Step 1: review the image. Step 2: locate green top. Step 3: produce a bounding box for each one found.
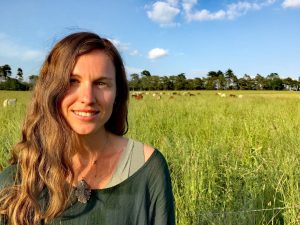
[0,150,175,225]
[105,138,145,188]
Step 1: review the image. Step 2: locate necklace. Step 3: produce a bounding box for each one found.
[74,154,98,203]
[74,134,110,203]
[74,179,91,203]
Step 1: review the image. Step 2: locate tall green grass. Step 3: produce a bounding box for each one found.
[0,90,299,224]
[0,91,31,168]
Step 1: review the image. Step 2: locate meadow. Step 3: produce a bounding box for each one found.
[0,90,299,225]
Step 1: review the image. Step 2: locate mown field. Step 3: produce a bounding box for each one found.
[1,90,300,225]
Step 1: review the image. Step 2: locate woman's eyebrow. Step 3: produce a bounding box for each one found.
[97,77,113,81]
[70,74,113,80]
[70,74,80,78]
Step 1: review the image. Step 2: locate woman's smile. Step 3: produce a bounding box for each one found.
[72,109,100,120]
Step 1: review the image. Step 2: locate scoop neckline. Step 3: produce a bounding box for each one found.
[92,149,158,193]
[104,138,134,188]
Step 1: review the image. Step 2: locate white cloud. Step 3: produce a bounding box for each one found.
[147,0,275,24]
[107,37,145,59]
[184,0,275,21]
[0,33,45,61]
[182,0,197,12]
[147,1,180,26]
[109,38,121,48]
[108,38,130,52]
[187,9,226,21]
[166,0,179,6]
[226,1,261,20]
[129,50,140,56]
[145,0,276,23]
[148,48,168,59]
[261,0,276,6]
[282,0,300,8]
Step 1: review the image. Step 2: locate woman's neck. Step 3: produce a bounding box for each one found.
[70,131,127,189]
[77,130,111,156]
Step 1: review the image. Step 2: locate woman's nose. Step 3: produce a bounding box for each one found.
[80,84,96,104]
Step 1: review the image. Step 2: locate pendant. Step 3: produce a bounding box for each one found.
[75,180,91,203]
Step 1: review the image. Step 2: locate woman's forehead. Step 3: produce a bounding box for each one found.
[72,50,116,79]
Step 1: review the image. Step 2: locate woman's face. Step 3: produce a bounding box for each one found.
[60,49,116,136]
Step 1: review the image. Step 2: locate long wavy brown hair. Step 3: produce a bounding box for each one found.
[0,32,129,225]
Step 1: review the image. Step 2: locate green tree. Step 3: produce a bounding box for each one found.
[29,75,39,89]
[282,77,294,90]
[254,74,265,90]
[168,76,177,90]
[225,69,238,90]
[141,70,151,77]
[185,79,195,90]
[1,64,12,78]
[292,79,300,91]
[216,70,225,90]
[129,73,140,90]
[205,71,225,90]
[149,75,160,90]
[238,74,253,90]
[140,75,151,90]
[0,66,4,77]
[174,73,186,90]
[205,71,218,90]
[193,78,204,90]
[0,77,29,90]
[160,76,173,90]
[266,73,283,90]
[16,68,23,81]
[0,66,5,82]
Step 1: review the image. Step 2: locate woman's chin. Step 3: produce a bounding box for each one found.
[73,127,102,136]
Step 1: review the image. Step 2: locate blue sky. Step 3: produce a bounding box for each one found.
[0,0,300,80]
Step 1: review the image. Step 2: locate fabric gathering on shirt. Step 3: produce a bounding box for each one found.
[0,139,175,225]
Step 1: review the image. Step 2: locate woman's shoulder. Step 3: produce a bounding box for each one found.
[110,148,170,190]
[144,143,155,162]
[145,148,170,175]
[0,164,18,189]
[127,139,170,179]
[125,137,155,162]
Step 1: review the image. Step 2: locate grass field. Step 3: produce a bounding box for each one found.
[1,90,300,224]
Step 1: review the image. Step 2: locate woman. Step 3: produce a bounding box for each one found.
[0,32,175,225]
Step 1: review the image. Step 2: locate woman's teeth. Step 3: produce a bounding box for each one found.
[73,111,97,117]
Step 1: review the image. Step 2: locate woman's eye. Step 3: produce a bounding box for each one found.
[69,79,79,85]
[96,82,107,88]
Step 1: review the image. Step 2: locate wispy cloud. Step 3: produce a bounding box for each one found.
[166,0,179,6]
[125,66,143,75]
[147,1,180,26]
[108,38,130,52]
[184,0,275,21]
[108,38,144,57]
[282,0,300,8]
[0,33,45,61]
[185,9,226,21]
[225,1,261,20]
[147,0,277,25]
[148,48,168,59]
[129,50,141,56]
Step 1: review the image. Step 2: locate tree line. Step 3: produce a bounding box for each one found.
[0,64,38,90]
[129,69,300,91]
[1,64,299,91]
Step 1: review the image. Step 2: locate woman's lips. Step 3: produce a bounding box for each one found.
[72,110,100,121]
